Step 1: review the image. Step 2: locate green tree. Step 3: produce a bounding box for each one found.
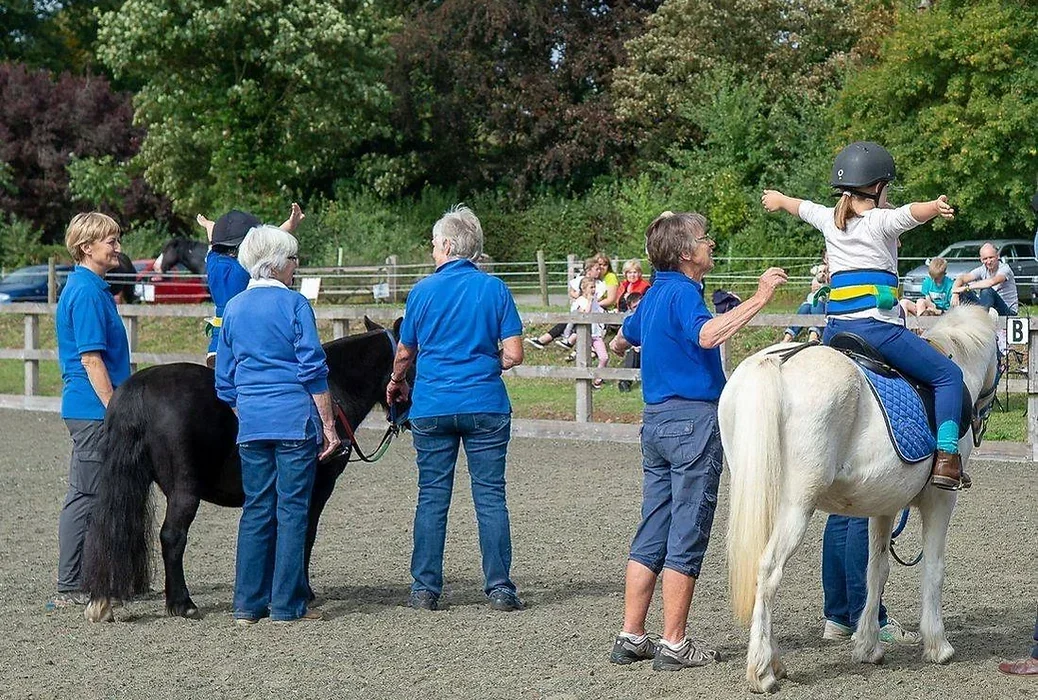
[834,0,1038,250]
[96,0,397,214]
[613,0,892,158]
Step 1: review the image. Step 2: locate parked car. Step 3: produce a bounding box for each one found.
[133,259,210,304]
[901,239,1038,303]
[0,264,75,303]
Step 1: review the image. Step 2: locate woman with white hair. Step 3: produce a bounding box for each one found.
[386,205,525,612]
[215,225,339,624]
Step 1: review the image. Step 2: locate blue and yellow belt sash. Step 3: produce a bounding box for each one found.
[204,315,222,337]
[827,270,900,315]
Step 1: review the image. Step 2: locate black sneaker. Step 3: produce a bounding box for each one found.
[610,634,656,665]
[653,638,720,671]
[487,588,524,612]
[408,590,439,611]
[554,339,574,350]
[524,337,546,350]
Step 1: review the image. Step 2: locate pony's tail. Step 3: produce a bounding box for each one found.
[723,354,785,626]
[82,381,153,604]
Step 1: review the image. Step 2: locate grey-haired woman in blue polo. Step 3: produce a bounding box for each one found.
[386,205,525,613]
[608,212,786,671]
[215,225,340,624]
[53,212,132,606]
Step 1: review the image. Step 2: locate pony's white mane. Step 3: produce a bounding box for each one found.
[924,305,997,364]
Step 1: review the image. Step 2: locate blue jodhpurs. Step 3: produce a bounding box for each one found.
[785,300,826,339]
[823,317,964,453]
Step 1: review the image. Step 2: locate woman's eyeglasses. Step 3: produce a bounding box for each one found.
[287,255,298,261]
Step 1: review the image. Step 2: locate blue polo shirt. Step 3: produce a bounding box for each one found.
[55,266,132,420]
[620,271,724,404]
[206,250,251,353]
[399,259,523,419]
[215,283,330,443]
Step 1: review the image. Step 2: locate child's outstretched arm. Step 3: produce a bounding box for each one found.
[196,213,215,242]
[280,202,305,232]
[909,195,954,223]
[761,190,804,218]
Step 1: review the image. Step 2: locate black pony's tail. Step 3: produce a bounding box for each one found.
[82,381,153,600]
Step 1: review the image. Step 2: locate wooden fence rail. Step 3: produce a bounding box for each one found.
[0,304,1032,451]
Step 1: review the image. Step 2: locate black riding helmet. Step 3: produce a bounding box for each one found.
[212,209,262,248]
[830,141,897,190]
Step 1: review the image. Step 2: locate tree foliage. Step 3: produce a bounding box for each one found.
[0,61,169,240]
[97,0,398,215]
[834,0,1038,249]
[387,1,662,195]
[1,1,121,75]
[613,0,893,158]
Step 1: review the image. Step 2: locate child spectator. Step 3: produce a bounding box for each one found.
[526,256,606,349]
[617,259,651,312]
[617,292,643,393]
[781,261,829,343]
[915,257,953,316]
[573,276,609,388]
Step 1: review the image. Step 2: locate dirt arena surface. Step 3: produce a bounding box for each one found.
[1,408,1034,699]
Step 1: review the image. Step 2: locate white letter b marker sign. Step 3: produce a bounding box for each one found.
[1008,317,1029,345]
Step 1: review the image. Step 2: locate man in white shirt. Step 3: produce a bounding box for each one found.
[952,242,1018,317]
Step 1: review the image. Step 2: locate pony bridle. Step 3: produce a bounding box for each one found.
[329,327,405,463]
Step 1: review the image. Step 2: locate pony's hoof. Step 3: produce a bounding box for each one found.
[84,598,114,623]
[852,642,885,665]
[924,641,954,664]
[747,668,779,694]
[771,657,787,681]
[166,602,202,619]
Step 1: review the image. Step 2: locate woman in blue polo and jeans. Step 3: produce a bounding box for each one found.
[386,205,525,613]
[608,211,786,670]
[216,225,339,624]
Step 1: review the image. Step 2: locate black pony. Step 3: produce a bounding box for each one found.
[83,318,407,622]
[156,237,208,275]
[108,252,138,304]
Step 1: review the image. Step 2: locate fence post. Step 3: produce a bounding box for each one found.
[386,255,399,303]
[567,254,578,282]
[720,341,728,376]
[574,320,592,423]
[24,313,39,397]
[536,250,549,307]
[47,257,57,304]
[122,313,139,372]
[1029,327,1038,462]
[333,318,347,340]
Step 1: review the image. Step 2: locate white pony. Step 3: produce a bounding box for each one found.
[720,305,999,693]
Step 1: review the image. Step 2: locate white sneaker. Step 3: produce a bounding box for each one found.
[823,619,853,640]
[879,618,922,645]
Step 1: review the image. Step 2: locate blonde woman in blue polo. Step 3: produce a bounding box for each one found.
[608,212,786,670]
[53,212,132,607]
[216,225,339,624]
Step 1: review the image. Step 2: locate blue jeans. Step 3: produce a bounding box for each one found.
[824,317,964,452]
[410,413,515,597]
[959,288,1016,317]
[234,437,317,621]
[822,515,888,629]
[785,300,826,339]
[629,399,723,578]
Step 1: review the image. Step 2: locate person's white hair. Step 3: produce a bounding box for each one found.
[432,204,483,261]
[237,225,298,280]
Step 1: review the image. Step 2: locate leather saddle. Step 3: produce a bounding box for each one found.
[826,332,972,438]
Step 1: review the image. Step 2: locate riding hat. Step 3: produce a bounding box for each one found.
[830,142,897,190]
[212,209,262,248]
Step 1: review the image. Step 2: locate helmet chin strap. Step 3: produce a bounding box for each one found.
[833,187,882,205]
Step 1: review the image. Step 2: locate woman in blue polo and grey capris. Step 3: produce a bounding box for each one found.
[216,225,340,624]
[608,212,786,671]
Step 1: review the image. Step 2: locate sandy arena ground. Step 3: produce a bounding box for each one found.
[0,408,1034,699]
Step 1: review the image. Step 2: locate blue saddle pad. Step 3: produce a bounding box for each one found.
[857,366,935,463]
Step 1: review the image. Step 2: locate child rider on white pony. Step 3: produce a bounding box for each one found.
[762,141,965,490]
